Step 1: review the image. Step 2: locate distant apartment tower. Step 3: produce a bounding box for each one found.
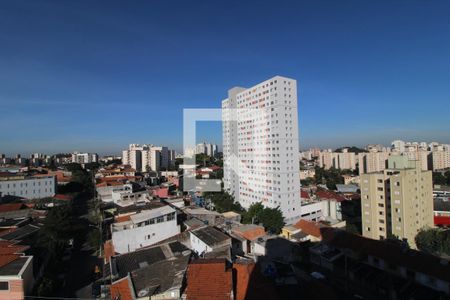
[431,146,450,171]
[318,149,356,170]
[391,140,406,153]
[71,152,98,164]
[358,149,391,175]
[122,144,171,172]
[360,156,433,248]
[222,76,301,223]
[196,142,218,157]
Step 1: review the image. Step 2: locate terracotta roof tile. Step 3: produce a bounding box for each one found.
[111,276,134,300]
[54,194,73,201]
[0,241,29,255]
[0,203,26,213]
[293,219,327,238]
[186,259,233,300]
[233,261,279,300]
[315,190,345,202]
[232,225,266,241]
[0,254,20,268]
[104,240,115,263]
[300,190,310,200]
[115,215,132,223]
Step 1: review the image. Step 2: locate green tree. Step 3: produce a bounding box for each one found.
[204,191,243,213]
[87,228,102,251]
[243,202,264,224]
[345,223,360,235]
[64,163,83,172]
[445,170,450,185]
[415,227,450,256]
[196,153,211,167]
[258,207,285,234]
[242,203,285,234]
[433,172,447,185]
[37,206,76,258]
[300,178,314,187]
[37,277,57,296]
[314,166,344,190]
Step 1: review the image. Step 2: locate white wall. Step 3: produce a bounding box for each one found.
[0,176,55,199]
[320,200,342,220]
[189,233,213,255]
[300,201,323,221]
[112,219,180,254]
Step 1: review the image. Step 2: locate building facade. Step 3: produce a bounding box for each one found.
[111,206,180,254]
[71,152,98,164]
[222,76,301,223]
[0,174,56,199]
[318,148,356,170]
[358,149,391,175]
[360,156,433,248]
[122,144,172,172]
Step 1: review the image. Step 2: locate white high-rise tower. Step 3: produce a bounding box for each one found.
[222,76,301,223]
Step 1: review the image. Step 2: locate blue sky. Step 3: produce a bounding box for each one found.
[1,0,450,155]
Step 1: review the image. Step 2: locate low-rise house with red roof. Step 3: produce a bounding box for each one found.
[310,227,450,297]
[0,203,31,220]
[97,165,136,179]
[185,259,233,300]
[294,219,328,242]
[230,224,266,255]
[0,241,34,300]
[185,258,279,300]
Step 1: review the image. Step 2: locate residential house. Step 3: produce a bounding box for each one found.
[189,226,231,257]
[310,228,450,297]
[109,241,191,300]
[0,241,34,300]
[112,205,180,254]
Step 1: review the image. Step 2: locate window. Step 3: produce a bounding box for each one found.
[167,213,175,221]
[157,216,164,223]
[0,281,8,290]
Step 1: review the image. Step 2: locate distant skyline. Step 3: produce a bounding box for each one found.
[1,0,450,155]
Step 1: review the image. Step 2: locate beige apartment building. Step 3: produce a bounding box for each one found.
[360,156,433,248]
[318,148,356,170]
[431,149,450,171]
[358,149,391,175]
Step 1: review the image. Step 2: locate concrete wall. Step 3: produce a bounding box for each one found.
[112,219,180,254]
